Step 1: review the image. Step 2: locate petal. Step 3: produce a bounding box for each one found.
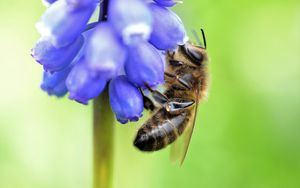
[32,35,84,72]
[86,23,126,80]
[109,76,143,124]
[42,0,57,7]
[41,66,72,97]
[109,0,153,44]
[36,0,96,47]
[149,3,187,50]
[153,0,177,7]
[125,40,164,87]
[66,57,107,105]
[66,0,98,9]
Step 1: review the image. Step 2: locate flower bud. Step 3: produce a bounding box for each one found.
[41,66,72,97]
[36,0,96,47]
[86,23,126,80]
[66,57,107,104]
[154,0,177,7]
[109,0,153,44]
[125,40,164,87]
[109,76,143,124]
[149,3,187,50]
[32,36,84,72]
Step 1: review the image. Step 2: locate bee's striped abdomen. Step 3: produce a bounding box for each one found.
[134,109,188,151]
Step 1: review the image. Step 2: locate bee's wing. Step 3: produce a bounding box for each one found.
[170,87,200,165]
[169,133,184,162]
[179,100,199,165]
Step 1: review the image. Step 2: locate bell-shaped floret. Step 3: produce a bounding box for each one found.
[109,0,153,44]
[42,0,57,7]
[125,40,164,87]
[66,0,98,9]
[154,0,178,7]
[36,0,96,47]
[149,3,187,50]
[109,76,144,124]
[41,66,72,97]
[32,36,84,72]
[66,57,107,104]
[86,23,126,80]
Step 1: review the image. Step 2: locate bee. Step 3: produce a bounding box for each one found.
[134,30,209,164]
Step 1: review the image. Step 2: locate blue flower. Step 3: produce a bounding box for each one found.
[41,66,72,97]
[66,57,107,105]
[31,35,84,72]
[149,3,187,50]
[36,0,96,47]
[125,40,164,87]
[154,0,178,7]
[32,0,187,123]
[85,22,126,80]
[109,76,143,124]
[109,0,153,44]
[66,0,98,8]
[42,0,57,7]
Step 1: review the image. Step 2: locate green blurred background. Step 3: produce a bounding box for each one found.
[0,0,299,187]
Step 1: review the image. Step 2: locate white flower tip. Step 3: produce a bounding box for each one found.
[35,21,52,37]
[178,35,189,46]
[183,35,189,43]
[122,23,152,45]
[41,0,51,7]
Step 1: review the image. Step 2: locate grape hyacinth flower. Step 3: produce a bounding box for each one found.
[32,0,187,124]
[154,0,179,7]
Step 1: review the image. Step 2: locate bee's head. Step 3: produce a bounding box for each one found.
[180,44,208,67]
[179,29,208,66]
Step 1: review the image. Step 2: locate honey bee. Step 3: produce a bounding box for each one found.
[134,30,209,164]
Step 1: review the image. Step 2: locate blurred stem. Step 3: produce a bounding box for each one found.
[93,1,113,188]
[93,90,114,188]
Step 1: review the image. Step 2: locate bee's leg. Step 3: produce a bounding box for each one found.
[144,85,195,114]
[139,89,156,111]
[164,72,192,90]
[166,98,195,115]
[165,50,176,59]
[144,85,168,108]
[143,96,156,111]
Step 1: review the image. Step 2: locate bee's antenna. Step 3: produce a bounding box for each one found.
[201,29,207,49]
[192,29,202,47]
[192,29,207,49]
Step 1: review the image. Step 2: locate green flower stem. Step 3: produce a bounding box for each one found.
[93,89,114,188]
[93,1,112,188]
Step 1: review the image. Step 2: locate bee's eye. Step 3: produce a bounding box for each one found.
[183,45,203,65]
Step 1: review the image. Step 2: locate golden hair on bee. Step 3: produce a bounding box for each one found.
[134,29,209,164]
